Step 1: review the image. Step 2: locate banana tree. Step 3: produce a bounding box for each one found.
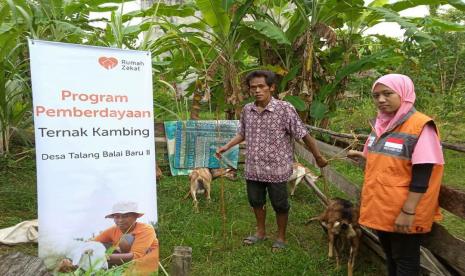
[237,0,372,124]
[0,1,33,154]
[0,28,31,154]
[191,0,257,119]
[135,2,213,119]
[0,0,125,154]
[140,0,256,119]
[239,0,465,127]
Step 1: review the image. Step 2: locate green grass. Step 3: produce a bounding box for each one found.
[329,160,364,188]
[3,147,463,274]
[157,168,384,275]
[0,155,385,275]
[0,153,38,256]
[442,149,465,189]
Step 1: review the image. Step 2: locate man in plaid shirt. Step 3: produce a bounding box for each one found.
[217,70,327,251]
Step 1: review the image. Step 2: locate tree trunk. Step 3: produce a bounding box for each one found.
[299,31,314,124]
[190,80,202,120]
[223,59,243,120]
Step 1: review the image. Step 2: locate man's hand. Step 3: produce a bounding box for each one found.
[216,134,244,159]
[216,146,229,158]
[315,155,328,168]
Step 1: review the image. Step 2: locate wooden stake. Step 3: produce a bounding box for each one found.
[171,246,192,276]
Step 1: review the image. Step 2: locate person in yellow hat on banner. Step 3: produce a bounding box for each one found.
[57,201,158,274]
[94,201,159,274]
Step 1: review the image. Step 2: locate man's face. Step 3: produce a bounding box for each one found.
[113,213,138,233]
[249,77,274,103]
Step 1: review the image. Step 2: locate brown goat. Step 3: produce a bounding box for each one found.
[186,168,237,212]
[288,162,319,196]
[308,198,362,276]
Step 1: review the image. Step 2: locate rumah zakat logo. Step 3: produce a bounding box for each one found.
[98,57,118,70]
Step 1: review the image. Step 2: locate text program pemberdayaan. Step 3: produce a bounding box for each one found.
[34,89,152,120]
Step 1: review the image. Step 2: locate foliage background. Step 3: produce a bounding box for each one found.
[1,0,465,275]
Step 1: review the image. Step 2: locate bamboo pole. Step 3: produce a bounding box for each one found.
[305,124,465,153]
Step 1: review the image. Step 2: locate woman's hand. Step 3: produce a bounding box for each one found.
[395,192,423,233]
[347,150,365,160]
[394,211,415,233]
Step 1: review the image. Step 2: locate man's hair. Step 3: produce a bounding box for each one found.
[245,70,276,88]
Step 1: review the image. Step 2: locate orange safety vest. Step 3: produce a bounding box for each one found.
[359,109,443,233]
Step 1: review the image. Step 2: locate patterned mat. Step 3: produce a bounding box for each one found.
[164,121,192,176]
[173,120,240,169]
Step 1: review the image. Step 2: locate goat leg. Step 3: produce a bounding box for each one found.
[348,236,359,276]
[289,180,297,196]
[328,232,334,258]
[206,184,211,203]
[183,190,192,200]
[305,216,322,225]
[191,188,199,213]
[348,246,354,276]
[334,241,340,270]
[290,176,303,196]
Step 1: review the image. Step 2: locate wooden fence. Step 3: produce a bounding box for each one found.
[154,123,465,275]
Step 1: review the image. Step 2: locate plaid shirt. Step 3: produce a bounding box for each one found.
[238,97,308,182]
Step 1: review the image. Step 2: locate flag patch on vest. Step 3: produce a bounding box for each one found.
[384,137,404,152]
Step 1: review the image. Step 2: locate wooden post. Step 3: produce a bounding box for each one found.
[423,223,465,275]
[171,246,192,276]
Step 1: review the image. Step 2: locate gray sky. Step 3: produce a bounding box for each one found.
[363,3,429,38]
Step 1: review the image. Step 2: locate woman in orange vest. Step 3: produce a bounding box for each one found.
[348,74,444,276]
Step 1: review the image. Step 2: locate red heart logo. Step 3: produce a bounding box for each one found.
[98,57,118,70]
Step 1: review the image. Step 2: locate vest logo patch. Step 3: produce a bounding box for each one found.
[384,137,404,152]
[367,136,376,147]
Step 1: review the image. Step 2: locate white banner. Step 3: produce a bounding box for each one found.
[29,40,157,267]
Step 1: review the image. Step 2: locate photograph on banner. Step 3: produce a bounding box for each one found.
[29,39,158,274]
